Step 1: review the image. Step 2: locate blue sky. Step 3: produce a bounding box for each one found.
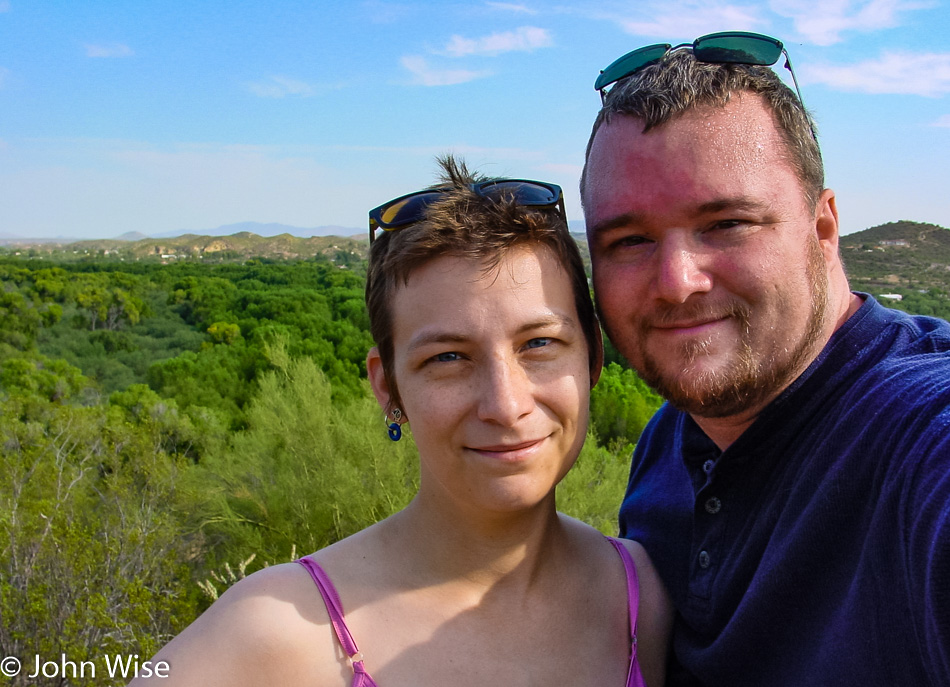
[1,1,949,239]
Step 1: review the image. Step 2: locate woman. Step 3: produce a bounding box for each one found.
[130,158,671,686]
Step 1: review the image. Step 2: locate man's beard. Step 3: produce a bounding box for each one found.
[619,240,830,419]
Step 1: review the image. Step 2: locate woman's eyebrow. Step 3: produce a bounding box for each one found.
[406,315,576,352]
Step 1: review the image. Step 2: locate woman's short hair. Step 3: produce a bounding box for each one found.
[365,155,599,411]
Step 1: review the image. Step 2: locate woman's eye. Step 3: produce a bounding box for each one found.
[525,337,553,350]
[432,351,461,363]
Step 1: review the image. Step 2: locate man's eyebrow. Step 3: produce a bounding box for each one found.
[587,212,644,236]
[588,198,774,236]
[696,197,772,214]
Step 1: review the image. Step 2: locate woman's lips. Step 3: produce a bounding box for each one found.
[468,438,546,462]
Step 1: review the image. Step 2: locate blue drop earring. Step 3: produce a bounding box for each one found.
[387,408,403,441]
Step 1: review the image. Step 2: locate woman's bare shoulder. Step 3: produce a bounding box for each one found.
[129,561,350,687]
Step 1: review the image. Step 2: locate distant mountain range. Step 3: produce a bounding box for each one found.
[6,220,950,292]
[0,222,363,245]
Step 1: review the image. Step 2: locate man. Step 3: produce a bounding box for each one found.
[581,36,950,686]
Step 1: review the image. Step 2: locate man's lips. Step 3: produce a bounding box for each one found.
[651,315,730,333]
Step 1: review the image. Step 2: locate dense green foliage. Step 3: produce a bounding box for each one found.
[0,253,663,684]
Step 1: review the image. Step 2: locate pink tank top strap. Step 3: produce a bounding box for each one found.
[295,557,378,687]
[605,537,647,687]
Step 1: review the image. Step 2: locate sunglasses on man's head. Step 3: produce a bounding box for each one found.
[594,30,806,109]
[368,179,566,244]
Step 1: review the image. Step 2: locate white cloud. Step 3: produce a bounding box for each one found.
[441,26,553,57]
[400,56,491,86]
[485,2,537,13]
[600,2,766,38]
[803,52,950,96]
[772,0,935,46]
[84,43,134,58]
[246,75,317,98]
[933,114,950,127]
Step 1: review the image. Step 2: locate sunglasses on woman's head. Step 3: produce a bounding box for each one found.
[595,30,807,111]
[368,179,566,244]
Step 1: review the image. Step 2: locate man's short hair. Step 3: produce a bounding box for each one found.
[365,155,599,411]
[581,49,824,210]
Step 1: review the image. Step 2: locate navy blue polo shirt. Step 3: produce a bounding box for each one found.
[620,296,950,686]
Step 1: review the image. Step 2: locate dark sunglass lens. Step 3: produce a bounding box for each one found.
[694,34,782,66]
[595,43,671,91]
[481,181,558,205]
[378,191,442,227]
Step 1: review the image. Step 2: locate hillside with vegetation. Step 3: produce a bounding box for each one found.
[0,242,661,685]
[6,232,367,265]
[3,220,947,683]
[840,220,950,319]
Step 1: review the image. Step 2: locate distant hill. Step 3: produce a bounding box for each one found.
[24,231,368,264]
[115,231,150,241]
[840,220,950,292]
[153,222,362,239]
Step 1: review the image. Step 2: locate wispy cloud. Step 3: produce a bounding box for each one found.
[932,114,950,127]
[246,75,318,98]
[803,52,950,96]
[441,26,552,57]
[485,1,537,13]
[400,56,491,86]
[599,2,766,38]
[772,0,935,46]
[362,0,413,24]
[84,43,134,58]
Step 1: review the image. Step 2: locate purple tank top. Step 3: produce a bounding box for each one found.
[295,536,645,687]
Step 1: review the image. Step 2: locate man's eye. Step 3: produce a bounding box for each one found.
[614,235,649,248]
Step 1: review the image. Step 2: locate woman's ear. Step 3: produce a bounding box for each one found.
[367,347,392,411]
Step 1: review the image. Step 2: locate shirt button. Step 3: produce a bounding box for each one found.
[699,550,711,569]
[703,459,715,474]
[705,497,722,514]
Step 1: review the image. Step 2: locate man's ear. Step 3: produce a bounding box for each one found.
[815,188,840,267]
[590,324,605,388]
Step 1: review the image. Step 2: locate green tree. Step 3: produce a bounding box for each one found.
[590,363,664,450]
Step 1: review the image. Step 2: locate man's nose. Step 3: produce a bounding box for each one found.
[653,240,713,304]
